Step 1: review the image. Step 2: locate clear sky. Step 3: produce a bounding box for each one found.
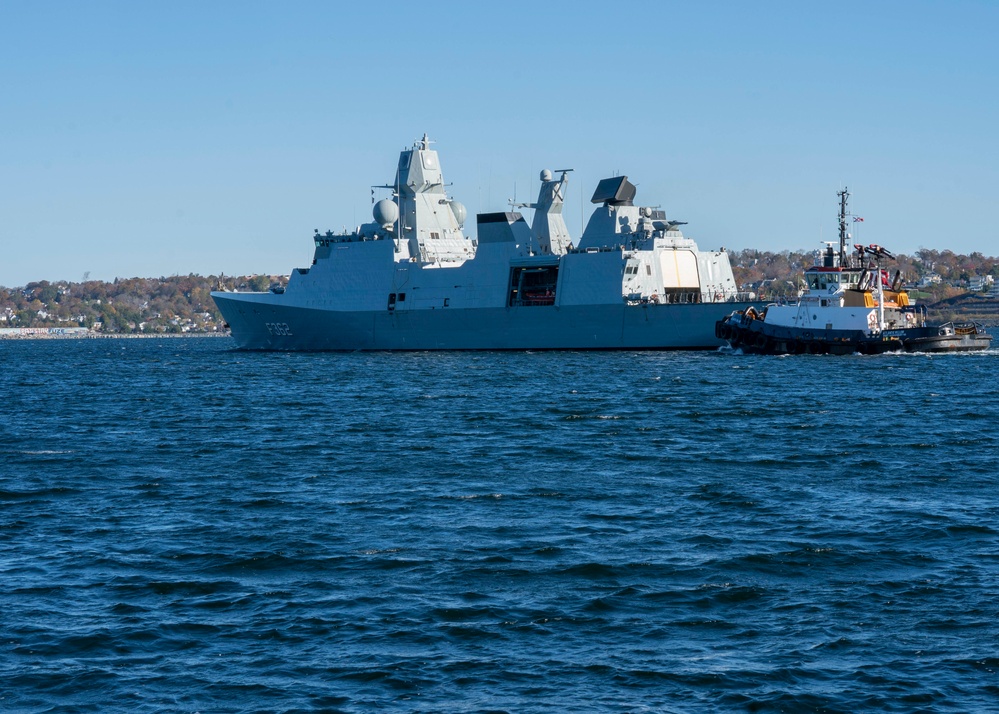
[2,0,996,288]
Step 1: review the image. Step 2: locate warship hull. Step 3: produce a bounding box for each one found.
[215,295,753,351]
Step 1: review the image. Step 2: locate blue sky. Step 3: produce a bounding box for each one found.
[2,0,996,287]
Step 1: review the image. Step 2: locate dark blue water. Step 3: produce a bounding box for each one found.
[2,338,998,712]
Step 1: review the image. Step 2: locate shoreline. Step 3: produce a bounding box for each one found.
[0,329,231,341]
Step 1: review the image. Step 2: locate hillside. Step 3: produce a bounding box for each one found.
[0,275,286,334]
[926,293,999,325]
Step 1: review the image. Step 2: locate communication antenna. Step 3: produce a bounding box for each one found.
[837,187,849,265]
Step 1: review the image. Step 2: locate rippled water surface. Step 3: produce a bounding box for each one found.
[2,338,998,712]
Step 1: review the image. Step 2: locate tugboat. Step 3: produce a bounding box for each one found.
[716,189,992,355]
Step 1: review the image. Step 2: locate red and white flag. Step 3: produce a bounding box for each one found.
[853,217,865,222]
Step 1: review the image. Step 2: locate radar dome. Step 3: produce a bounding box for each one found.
[540,169,553,182]
[373,199,399,228]
[448,200,467,227]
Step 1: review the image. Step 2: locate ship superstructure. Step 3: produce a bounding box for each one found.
[212,136,753,350]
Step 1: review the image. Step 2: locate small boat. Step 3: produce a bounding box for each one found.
[716,188,992,355]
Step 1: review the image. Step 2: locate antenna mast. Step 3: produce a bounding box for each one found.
[837,187,849,265]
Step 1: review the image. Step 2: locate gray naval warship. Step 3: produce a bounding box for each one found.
[211,136,755,350]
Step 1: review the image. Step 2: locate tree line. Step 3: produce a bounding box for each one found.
[0,275,281,333]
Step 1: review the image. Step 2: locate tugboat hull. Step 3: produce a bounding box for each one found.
[717,312,992,355]
[716,313,900,355]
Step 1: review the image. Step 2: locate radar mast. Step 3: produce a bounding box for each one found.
[837,187,849,266]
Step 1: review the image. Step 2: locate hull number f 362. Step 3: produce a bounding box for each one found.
[265,322,293,336]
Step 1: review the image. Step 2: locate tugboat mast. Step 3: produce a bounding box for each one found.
[837,187,849,266]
